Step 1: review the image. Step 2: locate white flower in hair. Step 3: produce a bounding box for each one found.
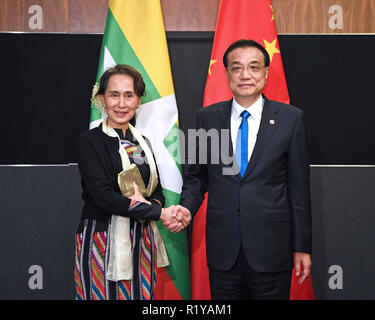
[91,82,103,110]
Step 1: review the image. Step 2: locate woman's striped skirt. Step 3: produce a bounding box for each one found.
[74,218,157,300]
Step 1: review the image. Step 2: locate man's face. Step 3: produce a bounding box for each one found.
[225,46,269,104]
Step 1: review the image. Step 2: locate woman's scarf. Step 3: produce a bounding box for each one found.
[102,118,169,282]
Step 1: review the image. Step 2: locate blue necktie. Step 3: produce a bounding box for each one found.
[235,110,250,177]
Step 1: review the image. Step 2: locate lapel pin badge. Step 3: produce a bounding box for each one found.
[269,119,275,125]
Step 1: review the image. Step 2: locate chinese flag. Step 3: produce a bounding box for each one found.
[191,0,315,300]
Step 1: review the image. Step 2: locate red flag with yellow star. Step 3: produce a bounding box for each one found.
[191,0,315,300]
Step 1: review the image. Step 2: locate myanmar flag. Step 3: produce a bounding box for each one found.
[90,0,191,300]
[191,0,315,300]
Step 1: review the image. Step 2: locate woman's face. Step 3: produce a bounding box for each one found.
[100,73,141,129]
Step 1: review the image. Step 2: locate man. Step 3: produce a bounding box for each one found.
[177,39,312,300]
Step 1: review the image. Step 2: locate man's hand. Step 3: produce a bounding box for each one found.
[173,205,191,228]
[160,205,191,233]
[295,252,312,284]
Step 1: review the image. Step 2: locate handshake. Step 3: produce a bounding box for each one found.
[129,182,191,233]
[160,205,191,233]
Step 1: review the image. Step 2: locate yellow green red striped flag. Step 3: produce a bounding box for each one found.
[90,0,191,300]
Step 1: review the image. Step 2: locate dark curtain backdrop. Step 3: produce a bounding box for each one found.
[1,33,374,165]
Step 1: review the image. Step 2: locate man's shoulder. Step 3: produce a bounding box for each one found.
[266,98,304,117]
[197,99,232,116]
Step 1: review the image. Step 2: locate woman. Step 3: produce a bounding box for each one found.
[74,64,177,300]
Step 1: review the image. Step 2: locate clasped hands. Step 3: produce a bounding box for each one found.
[130,181,191,233]
[160,205,191,233]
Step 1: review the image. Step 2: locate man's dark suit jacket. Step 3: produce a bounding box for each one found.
[180,95,312,273]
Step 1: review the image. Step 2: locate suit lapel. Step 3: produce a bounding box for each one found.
[217,100,233,152]
[242,96,280,179]
[214,100,241,176]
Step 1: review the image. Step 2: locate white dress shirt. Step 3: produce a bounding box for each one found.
[230,96,264,162]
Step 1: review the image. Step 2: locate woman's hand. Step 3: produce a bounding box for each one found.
[129,182,151,205]
[160,205,191,233]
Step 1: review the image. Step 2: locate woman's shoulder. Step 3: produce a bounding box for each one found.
[79,125,103,142]
[77,125,113,162]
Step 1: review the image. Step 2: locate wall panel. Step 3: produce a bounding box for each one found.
[161,0,220,31]
[1,165,374,299]
[68,0,107,34]
[0,0,69,32]
[311,167,375,299]
[0,165,82,299]
[2,33,374,165]
[1,0,375,33]
[273,0,375,33]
